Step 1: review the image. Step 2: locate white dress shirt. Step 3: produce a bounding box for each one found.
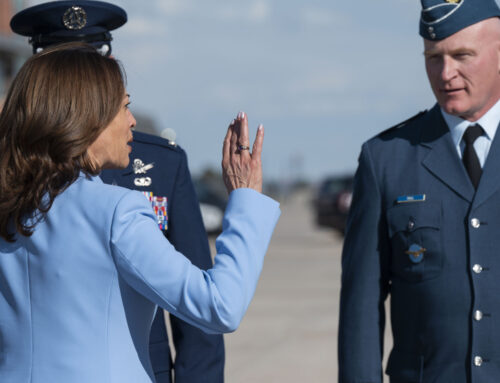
[442,98,500,168]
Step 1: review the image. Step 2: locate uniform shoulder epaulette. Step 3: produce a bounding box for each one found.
[378,110,427,137]
[132,131,181,152]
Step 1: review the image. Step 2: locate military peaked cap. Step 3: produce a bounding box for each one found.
[10,1,127,55]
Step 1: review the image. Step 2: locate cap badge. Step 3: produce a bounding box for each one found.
[63,6,87,30]
[444,0,461,3]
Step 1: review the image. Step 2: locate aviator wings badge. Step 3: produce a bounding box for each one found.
[133,158,154,174]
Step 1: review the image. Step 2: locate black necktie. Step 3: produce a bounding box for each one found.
[462,124,484,189]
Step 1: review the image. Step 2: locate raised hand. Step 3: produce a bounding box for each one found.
[222,111,264,193]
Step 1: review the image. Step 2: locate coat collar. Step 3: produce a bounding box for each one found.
[79,171,103,184]
[420,104,475,203]
[420,104,500,207]
[472,119,500,209]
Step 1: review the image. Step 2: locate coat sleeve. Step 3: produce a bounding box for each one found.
[165,150,225,383]
[338,143,391,383]
[110,188,280,334]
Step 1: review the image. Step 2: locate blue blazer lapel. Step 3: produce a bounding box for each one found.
[472,120,500,209]
[421,106,475,203]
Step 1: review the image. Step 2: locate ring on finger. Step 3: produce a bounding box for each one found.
[238,145,250,151]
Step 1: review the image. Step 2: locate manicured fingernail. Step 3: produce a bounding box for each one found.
[241,111,246,119]
[258,124,263,131]
[237,111,242,119]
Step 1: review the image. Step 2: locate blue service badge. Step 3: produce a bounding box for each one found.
[396,194,426,204]
[405,243,426,264]
[142,192,168,231]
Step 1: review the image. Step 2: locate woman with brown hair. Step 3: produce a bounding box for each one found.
[0,42,280,382]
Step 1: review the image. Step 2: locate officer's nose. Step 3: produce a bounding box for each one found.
[440,56,458,82]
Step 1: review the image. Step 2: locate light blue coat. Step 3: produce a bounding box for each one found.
[0,174,280,382]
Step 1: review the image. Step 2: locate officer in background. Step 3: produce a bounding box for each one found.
[11,2,224,382]
[339,0,500,382]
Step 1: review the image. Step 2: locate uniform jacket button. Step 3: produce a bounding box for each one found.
[474,356,483,367]
[473,264,483,274]
[474,310,483,321]
[471,218,480,228]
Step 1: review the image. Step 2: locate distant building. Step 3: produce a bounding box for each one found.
[0,0,30,106]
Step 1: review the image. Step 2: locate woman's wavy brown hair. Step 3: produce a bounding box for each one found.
[0,42,125,242]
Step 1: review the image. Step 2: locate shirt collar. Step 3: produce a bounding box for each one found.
[441,98,500,148]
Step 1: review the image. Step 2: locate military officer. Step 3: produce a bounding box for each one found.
[339,1,500,382]
[10,2,224,382]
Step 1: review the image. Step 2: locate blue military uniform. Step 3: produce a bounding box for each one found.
[338,1,500,382]
[11,2,225,382]
[101,131,225,383]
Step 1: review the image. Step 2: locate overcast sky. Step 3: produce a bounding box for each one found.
[28,0,435,182]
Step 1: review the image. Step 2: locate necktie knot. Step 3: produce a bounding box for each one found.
[463,124,484,145]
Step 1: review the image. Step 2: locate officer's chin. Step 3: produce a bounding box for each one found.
[439,99,466,117]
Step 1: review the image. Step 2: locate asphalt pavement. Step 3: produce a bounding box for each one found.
[220,190,393,382]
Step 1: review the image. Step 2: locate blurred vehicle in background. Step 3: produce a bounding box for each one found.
[193,178,227,235]
[312,175,354,234]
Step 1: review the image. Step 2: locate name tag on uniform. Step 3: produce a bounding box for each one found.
[396,194,426,203]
